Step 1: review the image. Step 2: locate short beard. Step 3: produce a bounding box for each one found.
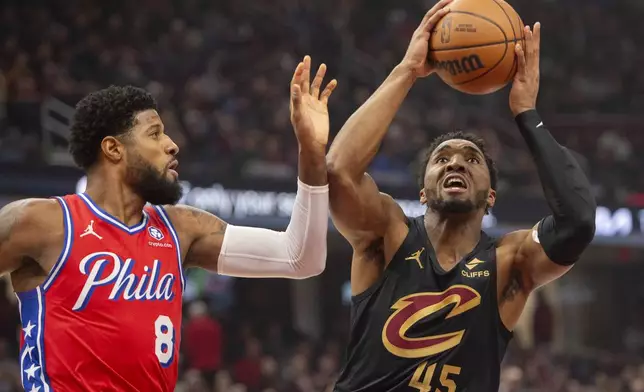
[428,189,489,215]
[126,155,182,206]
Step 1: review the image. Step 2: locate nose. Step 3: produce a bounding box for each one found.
[446,155,466,172]
[166,138,179,157]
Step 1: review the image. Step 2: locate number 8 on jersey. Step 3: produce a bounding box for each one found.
[155,315,175,366]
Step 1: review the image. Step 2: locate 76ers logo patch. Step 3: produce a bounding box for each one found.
[381,285,481,358]
[148,226,164,241]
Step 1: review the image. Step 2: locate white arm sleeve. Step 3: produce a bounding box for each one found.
[216,178,328,279]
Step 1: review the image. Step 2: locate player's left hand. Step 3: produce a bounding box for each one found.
[290,55,338,153]
[509,22,540,117]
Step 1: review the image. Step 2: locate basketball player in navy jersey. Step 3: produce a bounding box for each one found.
[0,56,336,391]
[328,4,596,391]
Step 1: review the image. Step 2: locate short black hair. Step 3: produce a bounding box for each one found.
[69,85,157,169]
[417,131,498,190]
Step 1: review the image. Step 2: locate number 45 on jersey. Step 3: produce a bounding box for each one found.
[409,361,461,392]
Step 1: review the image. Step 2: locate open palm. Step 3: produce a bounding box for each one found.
[290,56,337,150]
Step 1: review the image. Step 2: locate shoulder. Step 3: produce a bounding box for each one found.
[494,229,533,277]
[0,198,62,232]
[379,192,408,230]
[0,198,63,261]
[161,204,208,225]
[160,204,227,236]
[380,192,404,212]
[495,229,532,254]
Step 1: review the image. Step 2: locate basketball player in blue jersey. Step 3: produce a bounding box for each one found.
[328,4,596,391]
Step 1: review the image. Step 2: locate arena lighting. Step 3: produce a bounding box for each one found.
[76,177,643,238]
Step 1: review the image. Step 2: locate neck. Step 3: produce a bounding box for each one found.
[84,170,145,226]
[424,209,484,265]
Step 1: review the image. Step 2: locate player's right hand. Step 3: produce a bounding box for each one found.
[400,0,452,78]
[290,55,338,154]
[509,23,541,116]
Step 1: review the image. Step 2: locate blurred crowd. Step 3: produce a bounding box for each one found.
[0,1,642,390]
[1,0,643,204]
[0,293,643,392]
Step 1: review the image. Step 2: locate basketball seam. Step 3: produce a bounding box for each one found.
[429,38,522,52]
[492,0,519,84]
[431,10,510,86]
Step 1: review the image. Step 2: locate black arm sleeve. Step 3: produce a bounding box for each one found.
[515,110,596,265]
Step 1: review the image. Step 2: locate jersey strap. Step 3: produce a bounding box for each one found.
[16,287,53,392]
[151,205,185,292]
[42,197,73,293]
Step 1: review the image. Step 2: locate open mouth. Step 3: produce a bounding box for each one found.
[442,174,468,191]
[167,160,179,177]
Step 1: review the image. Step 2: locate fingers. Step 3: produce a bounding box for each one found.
[532,22,541,72]
[291,56,335,103]
[424,6,451,33]
[310,63,327,99]
[291,84,302,107]
[320,79,338,105]
[514,43,527,81]
[522,23,540,74]
[290,62,304,115]
[301,55,311,94]
[290,61,304,90]
[420,0,453,31]
[291,82,303,123]
[419,0,452,34]
[523,25,533,58]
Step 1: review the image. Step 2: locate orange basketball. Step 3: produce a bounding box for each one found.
[428,0,525,95]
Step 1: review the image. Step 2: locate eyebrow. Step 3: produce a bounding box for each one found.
[433,145,483,157]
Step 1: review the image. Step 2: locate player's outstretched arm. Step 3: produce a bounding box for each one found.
[166,56,336,279]
[326,0,451,243]
[501,23,596,293]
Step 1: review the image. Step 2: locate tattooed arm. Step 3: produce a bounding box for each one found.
[163,205,228,270]
[0,199,63,292]
[0,200,38,276]
[164,191,328,279]
[496,228,558,331]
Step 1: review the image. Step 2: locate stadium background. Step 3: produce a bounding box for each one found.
[0,0,643,390]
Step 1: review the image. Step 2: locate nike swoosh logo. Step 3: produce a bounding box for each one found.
[536,122,544,128]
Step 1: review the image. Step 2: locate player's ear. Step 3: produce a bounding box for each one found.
[419,188,427,205]
[487,189,496,210]
[101,136,125,164]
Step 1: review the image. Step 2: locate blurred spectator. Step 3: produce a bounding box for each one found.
[532,291,555,347]
[184,301,223,385]
[233,337,263,390]
[0,339,20,392]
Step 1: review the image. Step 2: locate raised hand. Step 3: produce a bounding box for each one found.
[290,55,338,153]
[401,0,452,78]
[510,22,541,116]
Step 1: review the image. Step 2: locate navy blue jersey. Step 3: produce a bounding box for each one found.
[335,216,512,392]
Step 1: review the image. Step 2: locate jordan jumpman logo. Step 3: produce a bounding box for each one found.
[80,220,102,240]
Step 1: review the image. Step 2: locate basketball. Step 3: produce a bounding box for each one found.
[428,0,525,95]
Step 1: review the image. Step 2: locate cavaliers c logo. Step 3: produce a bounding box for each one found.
[381,285,481,358]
